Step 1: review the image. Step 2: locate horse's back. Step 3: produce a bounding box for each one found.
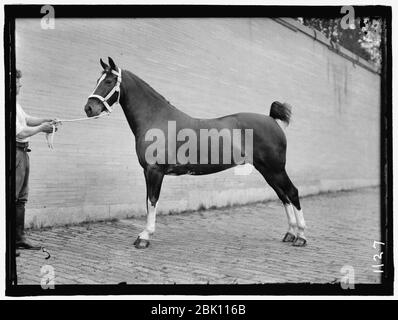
[196,112,283,133]
[212,112,286,143]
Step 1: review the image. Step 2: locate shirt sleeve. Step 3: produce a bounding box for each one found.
[16,104,28,135]
[19,104,30,118]
[16,120,24,135]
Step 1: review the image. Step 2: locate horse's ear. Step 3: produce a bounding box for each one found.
[100,58,109,70]
[108,57,117,70]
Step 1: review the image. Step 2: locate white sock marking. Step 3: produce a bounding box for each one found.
[139,202,157,240]
[283,203,297,234]
[293,207,306,238]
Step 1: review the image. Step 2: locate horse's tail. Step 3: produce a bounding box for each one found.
[269,101,292,128]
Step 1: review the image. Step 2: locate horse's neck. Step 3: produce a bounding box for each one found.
[119,70,186,136]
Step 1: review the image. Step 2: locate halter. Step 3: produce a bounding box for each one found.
[88,67,122,113]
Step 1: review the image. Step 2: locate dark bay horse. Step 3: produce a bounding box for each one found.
[84,57,307,249]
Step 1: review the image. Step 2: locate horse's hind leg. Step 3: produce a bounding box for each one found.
[255,166,295,241]
[256,166,307,246]
[134,166,164,249]
[279,171,307,247]
[282,203,298,243]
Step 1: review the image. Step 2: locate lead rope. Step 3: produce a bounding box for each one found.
[45,112,110,149]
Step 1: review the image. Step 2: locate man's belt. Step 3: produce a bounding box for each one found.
[16,142,31,152]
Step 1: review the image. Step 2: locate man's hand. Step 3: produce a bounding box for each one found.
[40,122,58,134]
[42,118,60,126]
[26,117,58,127]
[17,121,59,140]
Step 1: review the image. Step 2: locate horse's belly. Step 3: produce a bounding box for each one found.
[165,164,236,176]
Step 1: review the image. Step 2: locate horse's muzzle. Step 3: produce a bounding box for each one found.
[84,104,93,117]
[84,102,101,117]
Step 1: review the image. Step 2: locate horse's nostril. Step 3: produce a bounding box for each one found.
[85,105,92,115]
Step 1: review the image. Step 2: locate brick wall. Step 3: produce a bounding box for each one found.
[15,18,380,228]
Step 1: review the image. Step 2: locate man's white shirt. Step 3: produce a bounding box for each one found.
[16,102,29,143]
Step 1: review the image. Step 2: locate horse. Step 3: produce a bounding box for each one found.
[84,57,307,249]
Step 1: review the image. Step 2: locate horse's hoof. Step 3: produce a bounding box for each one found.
[292,236,307,247]
[134,237,150,249]
[282,232,296,242]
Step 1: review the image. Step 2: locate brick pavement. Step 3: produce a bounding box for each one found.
[16,187,382,285]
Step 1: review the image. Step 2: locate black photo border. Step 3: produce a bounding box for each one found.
[4,4,393,297]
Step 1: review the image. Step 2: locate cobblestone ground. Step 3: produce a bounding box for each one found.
[17,187,382,285]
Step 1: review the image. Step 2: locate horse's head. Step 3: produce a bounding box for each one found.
[85,57,122,117]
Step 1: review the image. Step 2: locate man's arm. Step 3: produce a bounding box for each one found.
[17,122,56,140]
[26,116,55,126]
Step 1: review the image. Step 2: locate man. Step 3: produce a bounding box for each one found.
[15,69,58,251]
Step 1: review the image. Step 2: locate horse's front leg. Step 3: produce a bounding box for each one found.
[134,166,164,249]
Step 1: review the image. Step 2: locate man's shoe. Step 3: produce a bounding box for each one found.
[16,240,41,250]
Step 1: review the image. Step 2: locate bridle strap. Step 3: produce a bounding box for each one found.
[88,68,122,113]
[89,94,113,113]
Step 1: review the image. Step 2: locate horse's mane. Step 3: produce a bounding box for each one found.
[124,70,171,105]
